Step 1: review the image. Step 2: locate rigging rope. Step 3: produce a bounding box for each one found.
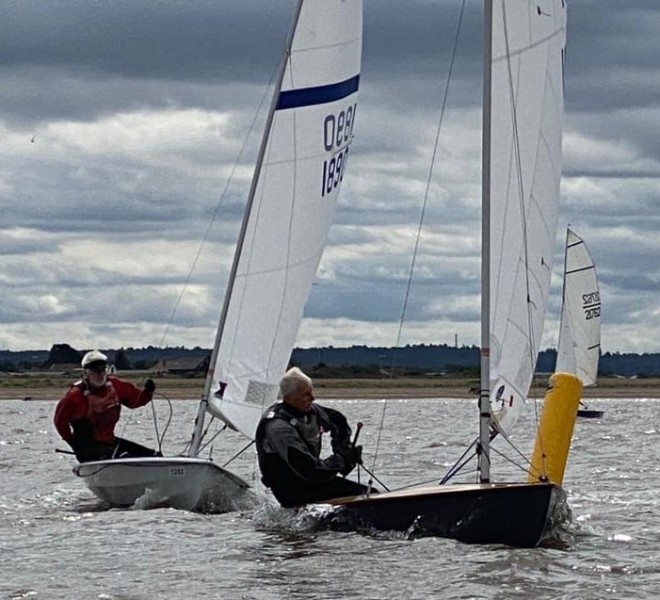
[393,0,467,353]
[156,74,276,349]
[369,399,388,474]
[222,440,255,468]
[490,424,540,478]
[196,421,228,457]
[152,392,174,452]
[142,62,279,452]
[371,0,467,483]
[117,387,173,454]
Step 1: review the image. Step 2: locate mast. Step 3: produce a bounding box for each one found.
[560,226,570,320]
[188,0,305,457]
[478,0,493,483]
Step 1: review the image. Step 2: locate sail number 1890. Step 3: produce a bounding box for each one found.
[321,147,349,197]
[320,103,357,198]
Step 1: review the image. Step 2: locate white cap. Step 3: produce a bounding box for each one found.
[81,350,108,368]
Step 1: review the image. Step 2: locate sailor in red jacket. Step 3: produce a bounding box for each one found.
[54,350,160,462]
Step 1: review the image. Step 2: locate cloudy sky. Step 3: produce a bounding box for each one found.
[0,0,658,354]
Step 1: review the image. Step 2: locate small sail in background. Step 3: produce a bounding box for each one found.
[556,228,601,386]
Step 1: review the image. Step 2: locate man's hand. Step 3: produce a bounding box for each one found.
[352,445,363,465]
[143,378,156,394]
[337,444,363,475]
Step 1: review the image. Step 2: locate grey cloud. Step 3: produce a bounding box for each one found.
[0,1,291,82]
[566,2,660,110]
[0,1,658,352]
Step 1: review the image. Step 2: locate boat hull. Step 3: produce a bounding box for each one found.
[577,409,604,419]
[325,482,564,547]
[73,457,250,512]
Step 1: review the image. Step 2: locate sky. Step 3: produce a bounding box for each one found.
[0,0,658,354]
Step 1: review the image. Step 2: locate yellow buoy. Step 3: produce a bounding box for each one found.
[527,372,581,485]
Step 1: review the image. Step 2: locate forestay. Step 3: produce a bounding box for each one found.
[556,228,601,386]
[206,0,363,439]
[488,0,567,434]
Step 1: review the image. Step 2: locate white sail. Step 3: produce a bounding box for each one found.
[488,1,567,434]
[206,0,363,439]
[556,228,601,386]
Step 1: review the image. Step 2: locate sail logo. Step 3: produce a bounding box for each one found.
[321,102,357,197]
[582,291,600,320]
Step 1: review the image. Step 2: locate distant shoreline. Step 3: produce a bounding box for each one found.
[3,374,659,401]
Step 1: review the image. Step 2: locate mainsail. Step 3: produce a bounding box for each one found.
[488,0,567,435]
[204,0,363,440]
[556,228,601,386]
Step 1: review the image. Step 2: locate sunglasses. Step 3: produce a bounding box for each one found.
[86,364,108,374]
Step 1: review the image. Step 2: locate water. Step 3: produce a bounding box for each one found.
[2,397,659,599]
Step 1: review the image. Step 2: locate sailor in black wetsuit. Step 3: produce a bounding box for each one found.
[256,367,373,507]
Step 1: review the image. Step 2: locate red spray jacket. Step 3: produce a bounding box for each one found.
[53,376,153,444]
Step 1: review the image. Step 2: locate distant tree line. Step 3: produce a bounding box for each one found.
[0,343,658,378]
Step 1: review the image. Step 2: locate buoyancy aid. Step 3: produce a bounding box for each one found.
[256,403,330,454]
[255,402,352,489]
[72,380,121,444]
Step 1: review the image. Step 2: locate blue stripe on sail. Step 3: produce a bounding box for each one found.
[276,75,360,111]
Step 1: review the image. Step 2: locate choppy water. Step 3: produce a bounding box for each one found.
[1,396,659,599]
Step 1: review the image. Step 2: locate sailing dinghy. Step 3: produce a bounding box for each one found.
[555,228,603,419]
[73,0,363,511]
[324,0,575,547]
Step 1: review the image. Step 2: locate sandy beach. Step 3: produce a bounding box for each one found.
[4,373,659,401]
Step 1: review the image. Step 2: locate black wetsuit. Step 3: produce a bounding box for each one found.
[255,402,372,507]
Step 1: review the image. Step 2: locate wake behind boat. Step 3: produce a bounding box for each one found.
[69,0,363,511]
[313,0,575,548]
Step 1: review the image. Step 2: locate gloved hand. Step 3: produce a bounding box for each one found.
[352,444,363,465]
[336,444,363,476]
[143,378,156,394]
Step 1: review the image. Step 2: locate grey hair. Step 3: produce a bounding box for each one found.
[279,367,312,398]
